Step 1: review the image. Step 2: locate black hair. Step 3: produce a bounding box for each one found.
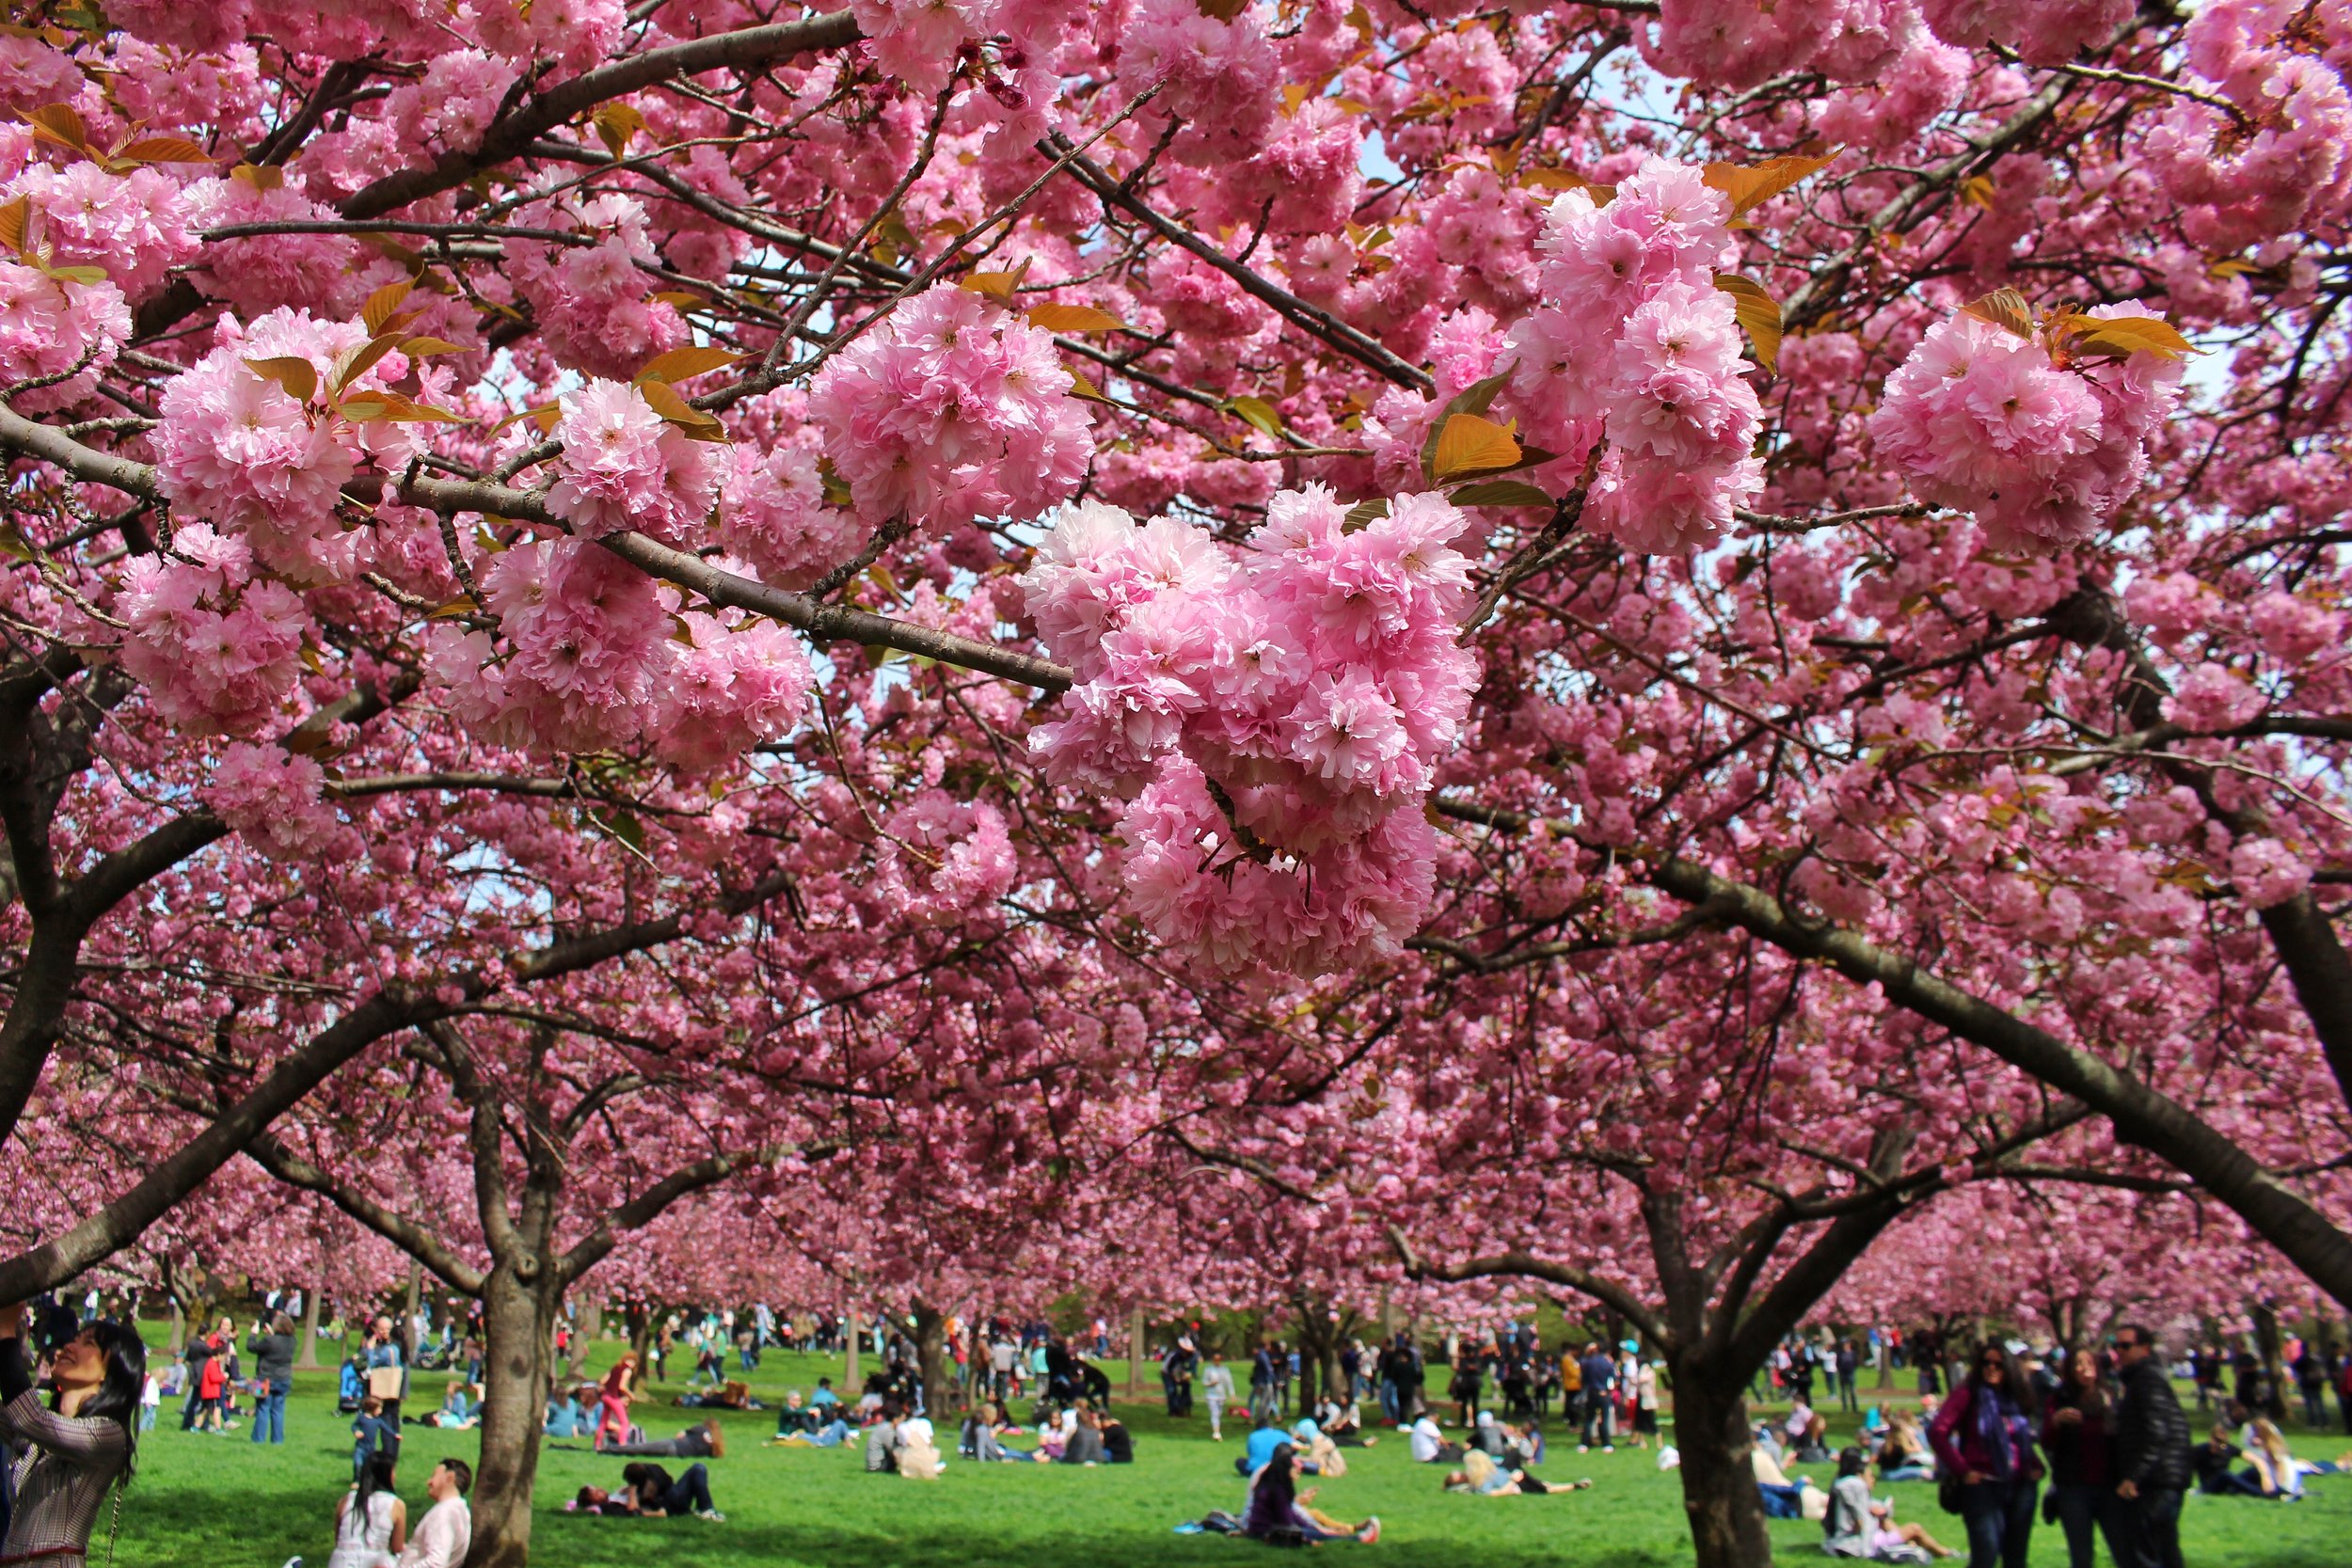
[66,1321,145,1486]
[1975,1343,2039,1419]
[439,1456,472,1496]
[358,1449,398,1514]
[1836,1445,1869,1480]
[1253,1441,1297,1514]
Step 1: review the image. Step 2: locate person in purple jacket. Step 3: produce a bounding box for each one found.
[1929,1344,2044,1568]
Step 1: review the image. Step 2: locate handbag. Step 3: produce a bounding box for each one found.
[366,1362,405,1401]
[2042,1490,2061,1527]
[1937,1478,1964,1515]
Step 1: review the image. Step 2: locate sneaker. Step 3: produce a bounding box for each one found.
[1356,1518,1381,1544]
[1602,1445,1614,1453]
[1577,1444,1589,1453]
[697,1510,726,1522]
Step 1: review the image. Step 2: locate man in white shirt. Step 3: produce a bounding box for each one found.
[398,1458,473,1568]
[1408,1413,1458,1464]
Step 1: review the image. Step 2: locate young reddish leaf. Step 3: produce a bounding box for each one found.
[19,103,89,156]
[1701,150,1839,216]
[331,335,401,395]
[635,344,748,385]
[2053,314,2195,362]
[0,197,25,256]
[960,270,1024,303]
[113,136,211,166]
[1960,287,2037,341]
[638,377,727,440]
[1713,274,1784,373]
[1428,413,1520,483]
[361,279,415,338]
[245,356,318,404]
[592,103,645,160]
[1025,303,1125,333]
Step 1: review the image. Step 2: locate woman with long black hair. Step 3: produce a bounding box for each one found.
[326,1450,407,1568]
[1928,1343,2043,1568]
[1239,1442,1380,1544]
[0,1302,143,1568]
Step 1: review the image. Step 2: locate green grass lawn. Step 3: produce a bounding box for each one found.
[116,1339,2352,1567]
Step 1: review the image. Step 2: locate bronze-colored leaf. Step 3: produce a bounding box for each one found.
[1701,150,1839,216]
[113,136,211,166]
[244,355,318,404]
[1960,287,2037,341]
[591,103,644,160]
[1449,479,1555,509]
[19,103,88,156]
[2053,313,2195,362]
[1228,395,1284,439]
[362,279,415,338]
[1066,369,1115,404]
[0,196,26,256]
[1713,274,1784,373]
[1428,412,1520,483]
[634,344,748,385]
[1025,303,1125,333]
[229,162,285,192]
[639,377,728,440]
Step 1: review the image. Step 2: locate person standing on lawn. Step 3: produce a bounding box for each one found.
[2112,1326,2191,1568]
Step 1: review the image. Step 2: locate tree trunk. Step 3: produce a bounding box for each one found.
[402,1259,422,1360]
[167,1299,184,1354]
[843,1288,860,1393]
[464,1265,560,1568]
[1673,1370,1773,1568]
[296,1278,324,1370]
[1128,1306,1148,1400]
[570,1295,601,1378]
[628,1307,653,1393]
[912,1300,950,1418]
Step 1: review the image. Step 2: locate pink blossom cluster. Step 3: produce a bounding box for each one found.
[2162,661,2267,735]
[0,258,127,414]
[431,539,810,766]
[545,378,723,546]
[201,741,352,860]
[471,0,627,73]
[808,283,1092,533]
[876,791,1018,924]
[5,161,197,305]
[116,524,310,736]
[1917,0,2130,63]
[502,193,689,381]
[384,51,520,156]
[717,441,863,590]
[2139,0,2352,252]
[1506,158,1764,553]
[152,307,418,584]
[183,174,369,321]
[2230,836,2312,909]
[1868,302,2185,551]
[1020,487,1478,976]
[1120,0,1281,167]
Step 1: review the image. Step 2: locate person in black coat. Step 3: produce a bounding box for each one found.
[2111,1326,2191,1568]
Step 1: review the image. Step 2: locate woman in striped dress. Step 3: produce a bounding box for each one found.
[0,1304,144,1568]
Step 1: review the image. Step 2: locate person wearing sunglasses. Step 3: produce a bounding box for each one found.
[1927,1343,2043,1568]
[2110,1325,2191,1568]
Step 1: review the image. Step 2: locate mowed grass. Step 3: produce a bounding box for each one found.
[114,1338,2352,1567]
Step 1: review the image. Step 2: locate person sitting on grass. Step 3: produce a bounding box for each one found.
[394,1458,471,1568]
[774,1389,817,1437]
[1792,1409,1835,1465]
[865,1401,901,1473]
[1316,1394,1375,1447]
[602,1418,725,1460]
[1101,1410,1136,1465]
[1875,1413,1934,1482]
[1239,1411,1288,1476]
[809,1377,841,1418]
[674,1380,757,1410]
[964,1401,1040,1463]
[1241,1442,1380,1544]
[895,1410,946,1479]
[1058,1406,1106,1465]
[1407,1410,1461,1465]
[1755,1436,1820,1519]
[327,1451,407,1568]
[1822,1447,1954,1560]
[545,1386,592,1439]
[771,1404,853,1449]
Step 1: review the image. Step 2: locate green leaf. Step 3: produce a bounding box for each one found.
[1449,480,1555,508]
[1227,395,1284,439]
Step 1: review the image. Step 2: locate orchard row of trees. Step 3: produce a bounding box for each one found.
[2,0,2350,1564]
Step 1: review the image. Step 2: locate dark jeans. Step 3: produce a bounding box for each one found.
[2050,1481,2126,1568]
[1959,1477,2037,1568]
[1759,1482,1805,1519]
[2117,1486,2184,1568]
[659,1462,715,1516]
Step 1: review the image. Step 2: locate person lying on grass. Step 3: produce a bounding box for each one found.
[563,1462,725,1521]
[1439,1449,1593,1497]
[599,1418,725,1460]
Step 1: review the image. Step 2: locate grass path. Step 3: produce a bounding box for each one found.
[118,1339,2352,1567]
